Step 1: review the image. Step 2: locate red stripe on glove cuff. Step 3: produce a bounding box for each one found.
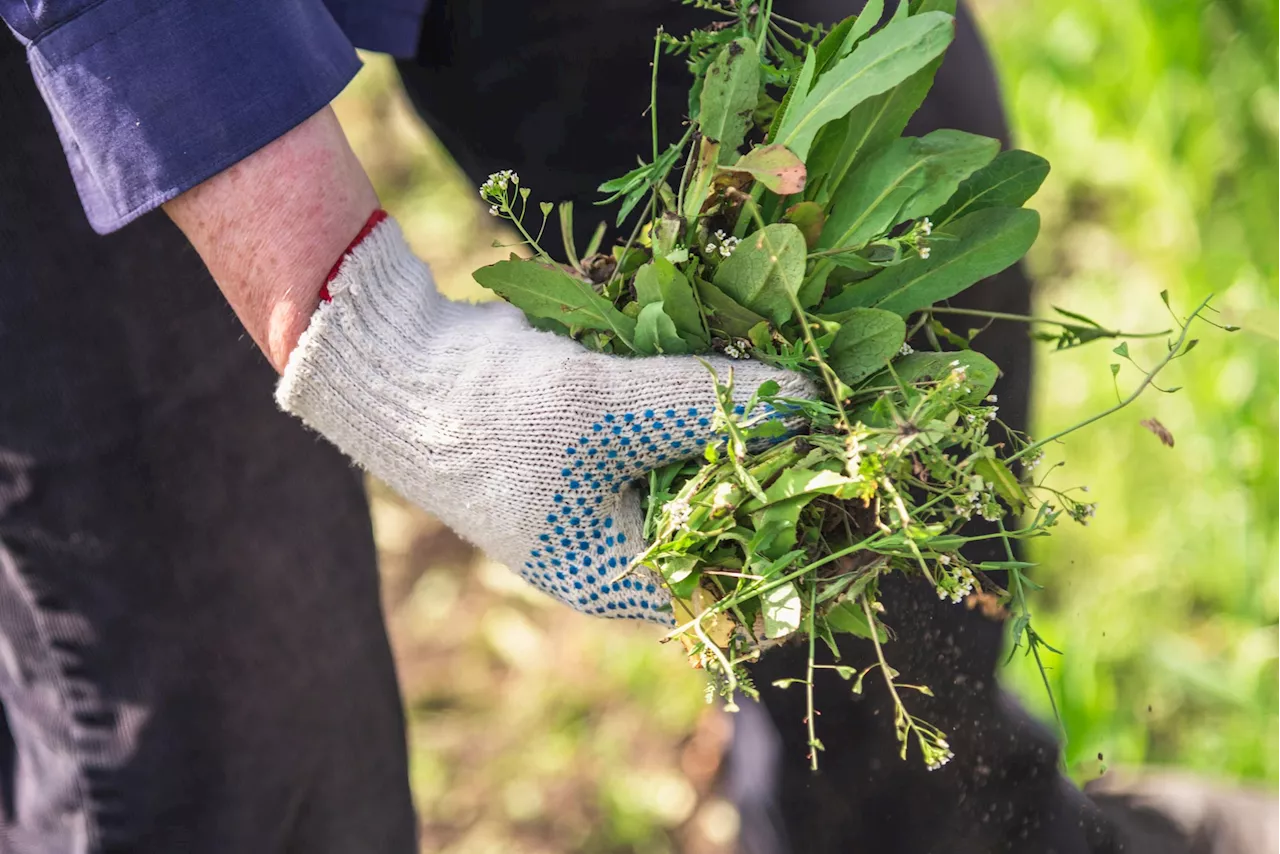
[319,209,390,303]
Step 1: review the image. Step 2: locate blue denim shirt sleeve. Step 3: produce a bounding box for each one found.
[2,0,364,234]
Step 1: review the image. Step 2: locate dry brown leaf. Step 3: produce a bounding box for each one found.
[1140,417,1175,447]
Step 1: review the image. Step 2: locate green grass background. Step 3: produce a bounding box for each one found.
[332,1,1278,849]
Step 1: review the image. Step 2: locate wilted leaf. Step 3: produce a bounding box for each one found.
[763,581,803,639]
[784,201,826,249]
[700,38,760,156]
[1140,418,1175,447]
[473,258,637,351]
[825,207,1040,316]
[776,12,955,161]
[931,149,1050,226]
[825,308,907,385]
[727,144,807,195]
[713,223,808,325]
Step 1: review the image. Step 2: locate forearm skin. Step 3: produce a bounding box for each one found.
[164,107,378,373]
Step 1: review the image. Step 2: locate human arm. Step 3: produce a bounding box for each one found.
[4,0,815,618]
[162,107,377,372]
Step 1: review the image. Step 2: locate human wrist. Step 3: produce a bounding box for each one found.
[163,106,379,373]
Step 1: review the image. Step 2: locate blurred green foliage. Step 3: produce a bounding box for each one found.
[973,0,1279,782]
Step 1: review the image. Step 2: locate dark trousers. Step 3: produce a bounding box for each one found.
[0,38,415,854]
[0,1,1118,852]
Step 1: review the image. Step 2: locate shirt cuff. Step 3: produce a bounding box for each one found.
[25,0,363,234]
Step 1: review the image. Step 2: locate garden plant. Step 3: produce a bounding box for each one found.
[471,0,1220,771]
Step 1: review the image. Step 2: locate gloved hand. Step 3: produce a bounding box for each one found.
[276,213,815,623]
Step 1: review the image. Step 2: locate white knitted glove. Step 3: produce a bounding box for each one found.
[277,216,814,623]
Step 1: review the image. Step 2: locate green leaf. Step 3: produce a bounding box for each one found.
[695,277,770,338]
[812,16,856,73]
[763,582,803,639]
[633,258,708,347]
[826,600,888,642]
[727,144,807,195]
[931,149,1050,226]
[819,140,925,250]
[747,320,773,350]
[840,0,885,57]
[767,46,817,144]
[826,207,1040,316]
[754,465,864,507]
[864,350,1000,402]
[634,302,690,355]
[597,139,686,226]
[742,466,865,554]
[750,497,809,557]
[473,259,637,350]
[712,223,807,325]
[699,38,760,156]
[774,12,955,161]
[661,554,700,585]
[771,678,807,689]
[826,308,907,385]
[820,130,999,253]
[974,457,1027,512]
[805,14,950,208]
[912,0,957,13]
[894,132,1000,221]
[824,252,883,274]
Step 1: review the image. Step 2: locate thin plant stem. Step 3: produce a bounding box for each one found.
[926,306,1170,339]
[650,29,662,168]
[1013,294,1211,460]
[998,518,1064,736]
[806,579,820,770]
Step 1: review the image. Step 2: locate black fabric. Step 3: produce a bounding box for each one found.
[398,2,1119,852]
[0,37,416,854]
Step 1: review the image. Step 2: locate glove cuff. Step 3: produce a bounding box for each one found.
[318,208,390,303]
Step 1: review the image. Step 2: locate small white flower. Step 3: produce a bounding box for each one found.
[488,204,499,216]
[918,244,931,260]
[939,555,951,565]
[985,394,998,403]
[480,169,518,199]
[926,749,955,771]
[664,498,693,528]
[899,342,915,356]
[919,217,932,236]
